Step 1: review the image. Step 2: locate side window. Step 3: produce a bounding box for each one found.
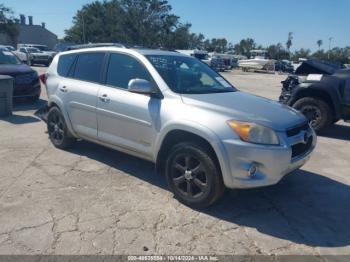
[20,48,26,53]
[106,53,151,89]
[73,52,105,83]
[57,54,77,77]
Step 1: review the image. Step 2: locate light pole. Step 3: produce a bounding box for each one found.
[328,37,333,60]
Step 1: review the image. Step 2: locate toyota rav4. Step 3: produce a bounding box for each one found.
[42,47,317,207]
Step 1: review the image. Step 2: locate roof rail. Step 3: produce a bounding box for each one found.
[65,43,126,51]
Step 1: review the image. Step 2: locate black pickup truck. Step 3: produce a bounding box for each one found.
[279,59,350,132]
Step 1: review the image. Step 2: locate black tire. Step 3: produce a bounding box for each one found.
[165,141,225,208]
[293,97,332,132]
[47,106,75,149]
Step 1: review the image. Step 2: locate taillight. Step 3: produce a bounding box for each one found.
[39,73,47,85]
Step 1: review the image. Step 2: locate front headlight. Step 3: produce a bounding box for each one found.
[227,120,279,145]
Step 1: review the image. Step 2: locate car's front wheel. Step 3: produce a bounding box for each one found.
[47,106,75,149]
[293,97,332,132]
[165,142,225,208]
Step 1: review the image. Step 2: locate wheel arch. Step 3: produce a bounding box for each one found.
[290,87,341,119]
[155,124,233,188]
[47,97,78,138]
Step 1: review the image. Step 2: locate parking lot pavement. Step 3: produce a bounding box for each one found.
[0,68,349,256]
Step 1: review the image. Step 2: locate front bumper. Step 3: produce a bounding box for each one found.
[221,127,316,189]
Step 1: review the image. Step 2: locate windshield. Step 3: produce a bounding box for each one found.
[33,45,48,51]
[6,46,15,51]
[146,55,236,94]
[27,48,41,53]
[0,50,21,65]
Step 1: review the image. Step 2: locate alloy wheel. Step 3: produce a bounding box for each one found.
[301,105,322,127]
[48,111,65,144]
[170,154,209,199]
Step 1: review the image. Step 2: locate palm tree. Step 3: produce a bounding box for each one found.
[317,40,323,50]
[286,32,293,58]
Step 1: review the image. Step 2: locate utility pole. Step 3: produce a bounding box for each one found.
[328,37,333,60]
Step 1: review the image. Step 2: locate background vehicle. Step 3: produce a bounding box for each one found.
[18,44,57,58]
[274,60,294,73]
[43,47,316,208]
[209,57,226,72]
[0,47,40,101]
[18,47,52,66]
[238,50,275,71]
[280,59,350,131]
[0,45,28,63]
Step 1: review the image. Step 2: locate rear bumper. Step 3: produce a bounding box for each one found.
[221,129,316,189]
[13,81,41,98]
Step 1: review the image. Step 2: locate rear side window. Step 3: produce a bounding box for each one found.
[57,54,77,77]
[73,52,105,83]
[106,53,151,89]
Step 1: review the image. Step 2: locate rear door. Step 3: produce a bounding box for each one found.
[60,52,106,139]
[96,52,160,157]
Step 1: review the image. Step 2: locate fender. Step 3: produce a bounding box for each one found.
[48,95,79,138]
[288,81,342,118]
[153,119,235,188]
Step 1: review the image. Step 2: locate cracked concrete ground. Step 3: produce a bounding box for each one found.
[0,67,349,256]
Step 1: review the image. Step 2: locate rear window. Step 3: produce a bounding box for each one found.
[73,52,105,83]
[57,54,77,77]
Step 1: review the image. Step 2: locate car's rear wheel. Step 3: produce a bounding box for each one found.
[47,107,75,149]
[165,142,224,208]
[293,97,332,132]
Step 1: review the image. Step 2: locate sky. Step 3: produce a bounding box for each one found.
[3,0,350,51]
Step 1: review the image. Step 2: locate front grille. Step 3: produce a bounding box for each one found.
[291,136,313,158]
[15,73,33,84]
[286,122,309,137]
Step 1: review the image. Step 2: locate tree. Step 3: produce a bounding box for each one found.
[0,4,19,44]
[267,43,289,60]
[317,39,323,50]
[64,0,206,50]
[286,32,293,56]
[292,48,311,61]
[233,38,256,57]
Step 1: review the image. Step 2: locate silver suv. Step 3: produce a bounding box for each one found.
[43,47,316,207]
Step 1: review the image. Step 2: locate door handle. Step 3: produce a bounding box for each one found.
[99,94,110,103]
[59,86,68,93]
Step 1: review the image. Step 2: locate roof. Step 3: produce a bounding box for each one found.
[61,46,185,57]
[133,48,184,56]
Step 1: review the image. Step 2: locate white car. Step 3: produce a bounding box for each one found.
[0,45,28,63]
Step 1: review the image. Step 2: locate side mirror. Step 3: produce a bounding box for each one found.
[128,79,155,95]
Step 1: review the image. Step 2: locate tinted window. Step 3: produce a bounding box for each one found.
[73,53,105,83]
[57,54,77,77]
[106,53,151,89]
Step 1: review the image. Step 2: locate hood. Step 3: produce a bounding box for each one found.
[295,59,341,75]
[181,91,306,131]
[0,63,33,76]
